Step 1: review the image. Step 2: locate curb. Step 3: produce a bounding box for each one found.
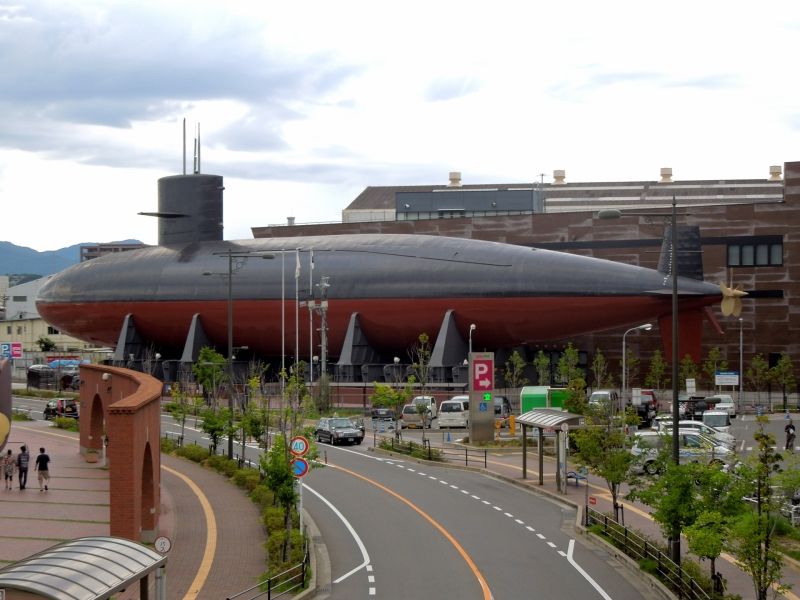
[295,508,331,600]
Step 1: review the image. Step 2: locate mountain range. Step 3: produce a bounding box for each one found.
[0,240,143,278]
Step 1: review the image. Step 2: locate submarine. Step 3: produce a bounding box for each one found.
[36,171,723,367]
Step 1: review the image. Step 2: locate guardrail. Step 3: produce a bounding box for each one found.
[586,507,713,599]
[226,542,309,599]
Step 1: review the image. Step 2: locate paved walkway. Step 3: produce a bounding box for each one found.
[0,419,266,600]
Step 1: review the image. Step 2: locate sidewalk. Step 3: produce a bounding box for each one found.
[0,419,266,599]
[437,440,800,600]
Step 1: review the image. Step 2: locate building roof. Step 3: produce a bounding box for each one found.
[0,536,167,600]
[516,408,586,429]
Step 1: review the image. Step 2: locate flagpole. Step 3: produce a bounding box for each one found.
[281,251,285,396]
[309,249,314,383]
[295,249,300,407]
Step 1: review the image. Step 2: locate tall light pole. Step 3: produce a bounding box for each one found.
[622,323,653,409]
[469,323,476,355]
[599,195,682,563]
[206,250,274,459]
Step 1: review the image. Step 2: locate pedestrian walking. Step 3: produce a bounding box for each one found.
[2,449,14,490]
[785,420,796,452]
[16,445,29,490]
[35,447,51,492]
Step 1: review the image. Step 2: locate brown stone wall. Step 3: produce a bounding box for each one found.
[79,364,162,542]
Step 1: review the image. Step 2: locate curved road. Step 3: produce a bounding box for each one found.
[304,442,656,600]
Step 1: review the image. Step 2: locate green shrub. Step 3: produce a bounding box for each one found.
[12,410,34,421]
[160,437,178,454]
[176,444,210,463]
[52,417,79,431]
[263,507,284,531]
[250,484,275,509]
[639,558,659,574]
[233,469,261,492]
[206,454,238,477]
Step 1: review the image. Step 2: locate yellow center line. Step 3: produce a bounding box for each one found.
[162,464,217,600]
[327,461,492,600]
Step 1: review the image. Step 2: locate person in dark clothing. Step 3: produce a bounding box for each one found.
[785,420,796,451]
[35,447,51,492]
[16,446,29,490]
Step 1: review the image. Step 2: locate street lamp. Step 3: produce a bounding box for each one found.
[622,323,653,409]
[205,250,274,459]
[599,195,681,563]
[469,323,476,355]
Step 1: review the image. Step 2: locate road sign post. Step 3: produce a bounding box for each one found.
[469,352,495,443]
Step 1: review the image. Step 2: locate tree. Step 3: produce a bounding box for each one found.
[371,380,414,431]
[726,418,786,600]
[701,346,728,393]
[557,343,586,414]
[36,335,56,351]
[624,346,640,390]
[408,333,432,397]
[685,510,726,585]
[644,349,668,392]
[200,407,230,455]
[261,434,298,563]
[533,350,551,386]
[769,353,796,412]
[192,347,227,406]
[571,414,633,521]
[503,350,529,389]
[679,354,699,391]
[746,354,770,410]
[590,348,610,390]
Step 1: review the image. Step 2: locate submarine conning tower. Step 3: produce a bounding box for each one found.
[156,174,224,246]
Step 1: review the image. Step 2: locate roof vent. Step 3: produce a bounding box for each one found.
[659,167,673,183]
[287,216,295,226]
[448,171,462,187]
[769,165,783,181]
[553,170,566,185]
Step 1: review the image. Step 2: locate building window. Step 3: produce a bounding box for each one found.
[47,326,60,335]
[12,295,26,302]
[728,242,782,267]
[16,326,23,335]
[5,326,10,335]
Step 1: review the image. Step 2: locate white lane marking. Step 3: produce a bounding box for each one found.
[493,506,502,511]
[504,512,514,518]
[440,480,448,485]
[471,495,481,500]
[429,476,437,480]
[408,468,416,472]
[418,472,426,476]
[450,485,459,489]
[303,483,371,584]
[558,550,567,557]
[515,519,524,525]
[367,565,373,572]
[461,490,469,494]
[526,526,535,532]
[369,588,376,596]
[482,500,491,505]
[567,539,614,600]
[368,575,375,583]
[536,533,546,540]
[547,542,557,548]
[739,440,745,452]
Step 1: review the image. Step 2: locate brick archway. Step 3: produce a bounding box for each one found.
[79,365,162,542]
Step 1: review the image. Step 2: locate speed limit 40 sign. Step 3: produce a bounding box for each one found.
[290,435,310,457]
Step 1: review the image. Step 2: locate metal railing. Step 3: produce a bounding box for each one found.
[586,507,712,600]
[227,542,310,600]
[382,435,488,468]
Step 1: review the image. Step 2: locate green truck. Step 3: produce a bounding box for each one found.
[520,386,570,413]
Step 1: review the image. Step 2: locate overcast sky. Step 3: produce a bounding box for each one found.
[2,0,799,252]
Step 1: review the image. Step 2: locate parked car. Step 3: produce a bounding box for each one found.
[701,410,732,434]
[656,419,736,448]
[631,429,734,475]
[314,417,364,445]
[494,396,512,426]
[412,396,437,419]
[705,394,736,418]
[400,403,431,429]
[438,396,470,428]
[370,407,395,422]
[44,398,79,420]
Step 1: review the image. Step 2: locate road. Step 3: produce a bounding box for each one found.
[304,440,655,600]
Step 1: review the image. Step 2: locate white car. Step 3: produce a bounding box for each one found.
[659,419,736,448]
[706,394,736,418]
[631,429,734,475]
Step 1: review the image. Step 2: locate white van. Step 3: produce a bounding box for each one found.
[702,410,732,434]
[412,395,438,419]
[438,396,469,428]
